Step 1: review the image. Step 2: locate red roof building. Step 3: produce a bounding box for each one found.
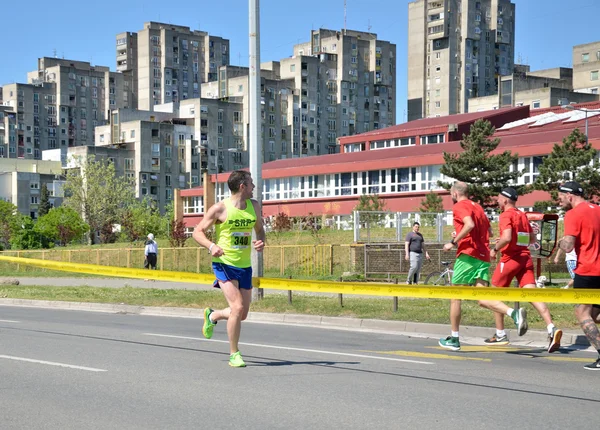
[177,104,600,230]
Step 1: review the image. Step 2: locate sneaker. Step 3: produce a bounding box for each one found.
[438,336,461,351]
[583,358,600,370]
[511,308,528,336]
[547,327,562,353]
[202,307,216,339]
[229,351,246,368]
[484,334,509,345]
[561,285,570,289]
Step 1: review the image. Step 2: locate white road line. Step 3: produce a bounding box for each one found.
[0,319,20,323]
[144,333,434,365]
[0,355,107,372]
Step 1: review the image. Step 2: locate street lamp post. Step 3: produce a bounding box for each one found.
[563,105,600,145]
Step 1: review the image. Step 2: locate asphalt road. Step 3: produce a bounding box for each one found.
[1,307,598,430]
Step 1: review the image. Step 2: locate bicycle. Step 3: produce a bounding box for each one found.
[424,261,454,286]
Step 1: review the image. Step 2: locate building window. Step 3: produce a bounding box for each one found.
[435,101,441,108]
[582,53,590,63]
[591,70,599,81]
[532,100,541,109]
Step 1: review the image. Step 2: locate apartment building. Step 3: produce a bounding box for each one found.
[1,58,132,161]
[573,41,600,95]
[203,28,396,159]
[120,22,230,110]
[468,66,599,111]
[408,0,516,120]
[0,158,64,219]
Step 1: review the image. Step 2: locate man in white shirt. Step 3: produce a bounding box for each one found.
[144,233,158,270]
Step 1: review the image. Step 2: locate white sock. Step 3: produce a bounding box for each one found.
[547,324,555,334]
[496,330,506,337]
[506,308,514,317]
[451,331,459,338]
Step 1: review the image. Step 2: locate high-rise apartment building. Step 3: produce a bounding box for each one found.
[573,41,600,95]
[407,0,515,120]
[203,28,396,159]
[1,57,132,161]
[120,22,230,110]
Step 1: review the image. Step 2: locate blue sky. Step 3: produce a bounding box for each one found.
[2,0,599,122]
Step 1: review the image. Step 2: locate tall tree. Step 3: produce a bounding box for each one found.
[438,119,521,207]
[35,206,89,246]
[419,191,444,226]
[0,200,20,250]
[354,194,387,224]
[38,184,51,217]
[63,155,135,243]
[532,128,600,204]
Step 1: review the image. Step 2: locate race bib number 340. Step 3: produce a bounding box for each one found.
[231,232,251,249]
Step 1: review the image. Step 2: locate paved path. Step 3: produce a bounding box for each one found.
[0,306,597,429]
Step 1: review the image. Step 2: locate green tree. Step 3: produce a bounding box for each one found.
[532,128,600,205]
[34,206,89,246]
[438,119,522,207]
[10,216,44,250]
[63,155,135,243]
[419,191,444,226]
[38,184,51,217]
[354,194,387,225]
[0,200,20,250]
[121,198,164,242]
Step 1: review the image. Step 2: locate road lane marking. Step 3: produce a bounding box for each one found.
[543,357,596,363]
[0,355,107,372]
[427,346,541,353]
[0,319,20,323]
[144,333,434,365]
[361,350,491,362]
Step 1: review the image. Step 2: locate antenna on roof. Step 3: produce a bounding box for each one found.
[344,0,347,35]
[53,48,57,58]
[368,19,372,32]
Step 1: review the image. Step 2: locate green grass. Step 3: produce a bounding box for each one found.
[0,284,582,330]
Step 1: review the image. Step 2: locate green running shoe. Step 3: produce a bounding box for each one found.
[229,351,246,368]
[202,307,216,339]
[438,336,460,351]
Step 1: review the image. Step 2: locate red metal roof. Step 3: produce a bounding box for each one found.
[531,101,600,116]
[338,105,530,145]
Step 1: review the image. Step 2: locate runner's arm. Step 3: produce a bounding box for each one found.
[192,203,225,253]
[453,216,474,243]
[492,228,512,251]
[558,235,576,253]
[251,200,266,252]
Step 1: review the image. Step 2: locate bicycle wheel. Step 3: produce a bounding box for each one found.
[424,271,448,286]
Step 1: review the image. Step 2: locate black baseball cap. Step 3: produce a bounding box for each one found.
[500,187,518,201]
[558,181,584,196]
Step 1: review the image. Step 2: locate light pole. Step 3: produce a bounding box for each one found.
[563,105,600,145]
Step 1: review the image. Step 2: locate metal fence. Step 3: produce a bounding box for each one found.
[0,245,358,280]
[353,211,454,244]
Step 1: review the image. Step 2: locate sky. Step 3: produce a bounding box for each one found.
[1,0,599,122]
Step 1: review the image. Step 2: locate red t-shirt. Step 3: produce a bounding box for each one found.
[498,207,532,262]
[564,202,600,276]
[453,199,490,262]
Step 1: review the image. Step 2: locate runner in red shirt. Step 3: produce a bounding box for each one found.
[558,181,600,370]
[478,187,562,352]
[439,181,492,351]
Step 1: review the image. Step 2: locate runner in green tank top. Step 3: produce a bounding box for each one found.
[193,170,265,368]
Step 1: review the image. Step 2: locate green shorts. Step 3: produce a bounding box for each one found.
[451,254,491,286]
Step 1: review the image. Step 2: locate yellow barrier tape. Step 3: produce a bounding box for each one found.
[1,255,600,304]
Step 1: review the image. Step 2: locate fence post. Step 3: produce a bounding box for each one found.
[353,211,360,243]
[127,249,131,268]
[68,250,72,263]
[160,252,164,270]
[96,250,100,266]
[280,246,285,276]
[393,278,399,312]
[288,276,293,304]
[196,248,201,273]
[329,245,334,276]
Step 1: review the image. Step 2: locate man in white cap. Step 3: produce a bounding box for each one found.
[144,233,158,269]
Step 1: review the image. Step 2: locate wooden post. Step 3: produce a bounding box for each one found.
[196,248,201,273]
[329,245,334,276]
[160,252,164,271]
[96,249,100,266]
[338,276,343,307]
[288,276,293,304]
[127,249,131,268]
[393,278,399,312]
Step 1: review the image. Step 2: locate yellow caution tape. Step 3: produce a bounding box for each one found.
[1,255,599,304]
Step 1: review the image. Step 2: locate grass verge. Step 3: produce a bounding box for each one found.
[0,284,581,330]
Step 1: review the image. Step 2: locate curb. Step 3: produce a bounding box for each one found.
[0,298,591,349]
